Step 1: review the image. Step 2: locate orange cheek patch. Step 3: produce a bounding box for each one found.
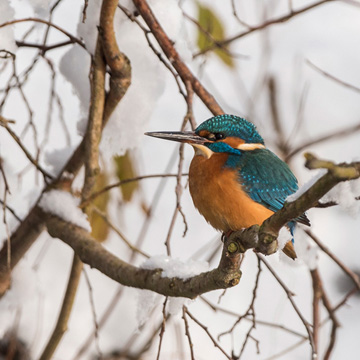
[221,137,245,147]
[198,130,211,138]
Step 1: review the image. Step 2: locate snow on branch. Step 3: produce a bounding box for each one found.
[39,190,91,232]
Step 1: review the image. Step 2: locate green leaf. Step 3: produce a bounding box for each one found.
[197,3,234,68]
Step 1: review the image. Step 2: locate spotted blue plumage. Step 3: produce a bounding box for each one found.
[196,114,264,144]
[227,149,297,213]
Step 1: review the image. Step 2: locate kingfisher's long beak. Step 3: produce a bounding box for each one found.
[145,131,206,145]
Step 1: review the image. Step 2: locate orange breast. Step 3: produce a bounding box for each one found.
[189,153,274,232]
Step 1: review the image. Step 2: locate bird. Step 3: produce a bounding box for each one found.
[145,114,310,259]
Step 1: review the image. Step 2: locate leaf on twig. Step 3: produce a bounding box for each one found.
[113,151,139,202]
[197,3,234,68]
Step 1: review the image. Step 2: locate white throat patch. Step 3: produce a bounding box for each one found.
[236,143,265,151]
[192,144,213,159]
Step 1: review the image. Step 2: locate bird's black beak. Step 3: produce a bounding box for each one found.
[145,131,206,145]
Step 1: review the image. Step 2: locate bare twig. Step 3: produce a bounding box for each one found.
[133,0,224,116]
[307,59,360,93]
[182,306,195,360]
[92,207,149,258]
[0,18,85,49]
[285,122,360,161]
[83,268,102,358]
[39,255,83,360]
[194,0,334,57]
[84,173,188,208]
[156,297,168,360]
[185,307,232,359]
[15,40,74,53]
[306,229,360,290]
[258,255,316,358]
[0,200,22,223]
[200,296,307,339]
[0,116,53,180]
[310,269,321,353]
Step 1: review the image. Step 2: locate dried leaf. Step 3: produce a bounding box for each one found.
[114,151,139,202]
[89,172,109,242]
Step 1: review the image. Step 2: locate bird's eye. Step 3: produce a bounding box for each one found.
[214,133,225,140]
[206,132,225,141]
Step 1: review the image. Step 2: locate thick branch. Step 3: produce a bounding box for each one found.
[100,0,131,122]
[132,0,224,116]
[259,154,360,243]
[82,39,106,199]
[228,154,360,254]
[45,214,241,299]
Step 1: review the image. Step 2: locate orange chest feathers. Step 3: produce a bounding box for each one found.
[189,153,274,232]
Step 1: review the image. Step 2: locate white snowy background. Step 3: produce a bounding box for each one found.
[0,0,360,359]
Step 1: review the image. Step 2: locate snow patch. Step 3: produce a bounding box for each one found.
[287,169,327,202]
[277,227,292,250]
[0,1,16,53]
[141,255,209,279]
[59,46,91,115]
[27,0,51,17]
[321,179,360,217]
[39,190,91,231]
[44,146,76,176]
[136,255,209,326]
[0,259,41,337]
[294,228,319,270]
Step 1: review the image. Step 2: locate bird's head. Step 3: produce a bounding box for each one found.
[145,115,265,158]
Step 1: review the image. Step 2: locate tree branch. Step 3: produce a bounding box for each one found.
[38,255,83,360]
[132,0,224,116]
[44,212,242,299]
[194,0,334,57]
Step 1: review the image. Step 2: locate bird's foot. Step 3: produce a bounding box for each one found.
[221,230,234,243]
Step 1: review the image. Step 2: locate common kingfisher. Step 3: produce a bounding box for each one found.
[145,114,310,259]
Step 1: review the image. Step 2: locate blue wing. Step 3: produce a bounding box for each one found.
[226,148,310,226]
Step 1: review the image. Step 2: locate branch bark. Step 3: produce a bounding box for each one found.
[132,0,224,116]
[45,213,242,299]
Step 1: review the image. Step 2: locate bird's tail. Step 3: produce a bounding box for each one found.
[282,241,297,260]
[282,221,297,260]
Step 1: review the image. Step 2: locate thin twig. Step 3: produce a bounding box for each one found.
[285,121,360,161]
[182,306,195,360]
[39,255,83,360]
[84,173,188,207]
[92,207,149,258]
[0,116,53,180]
[200,296,307,339]
[0,200,22,223]
[306,229,360,290]
[83,268,102,358]
[258,255,316,359]
[156,297,168,360]
[307,59,360,93]
[0,18,85,49]
[185,307,232,359]
[194,0,333,56]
